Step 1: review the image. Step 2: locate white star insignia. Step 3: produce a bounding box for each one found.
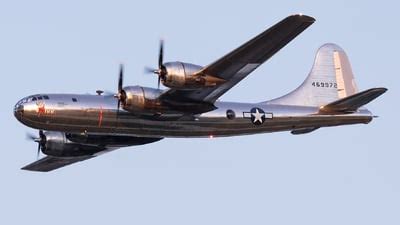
[252,108,263,124]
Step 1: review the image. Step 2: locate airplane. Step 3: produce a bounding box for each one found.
[13,14,387,172]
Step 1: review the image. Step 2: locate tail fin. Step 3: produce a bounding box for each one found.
[267,43,359,106]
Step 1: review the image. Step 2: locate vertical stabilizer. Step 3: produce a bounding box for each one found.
[267,43,358,106]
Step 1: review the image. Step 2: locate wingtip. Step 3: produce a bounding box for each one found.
[371,87,388,94]
[290,14,316,23]
[20,166,40,172]
[380,87,388,93]
[20,165,43,172]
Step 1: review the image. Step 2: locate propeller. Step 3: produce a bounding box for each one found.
[145,40,167,89]
[114,64,126,113]
[26,130,46,159]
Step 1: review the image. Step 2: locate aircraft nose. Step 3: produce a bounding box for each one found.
[14,101,25,120]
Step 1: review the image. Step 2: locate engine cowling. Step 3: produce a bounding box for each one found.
[121,86,164,113]
[41,131,105,157]
[161,62,225,89]
[38,132,162,157]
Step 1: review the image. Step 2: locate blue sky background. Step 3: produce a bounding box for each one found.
[1,0,399,224]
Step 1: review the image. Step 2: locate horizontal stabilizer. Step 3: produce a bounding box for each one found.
[319,87,387,113]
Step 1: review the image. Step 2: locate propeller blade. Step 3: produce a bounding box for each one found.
[37,143,40,159]
[144,67,156,74]
[27,130,45,159]
[118,64,124,93]
[145,40,167,88]
[115,64,125,116]
[39,130,44,138]
[158,40,164,68]
[26,133,36,141]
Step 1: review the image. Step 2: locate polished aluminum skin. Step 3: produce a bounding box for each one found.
[14,94,373,138]
[13,14,387,172]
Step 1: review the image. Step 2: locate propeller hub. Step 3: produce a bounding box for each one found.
[27,130,46,159]
[114,64,126,111]
[153,68,167,78]
[145,40,166,89]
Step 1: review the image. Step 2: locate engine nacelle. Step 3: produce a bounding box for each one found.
[121,85,217,115]
[162,62,225,89]
[41,131,105,157]
[122,86,164,113]
[40,132,161,157]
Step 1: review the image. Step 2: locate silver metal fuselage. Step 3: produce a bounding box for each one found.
[13,15,387,172]
[14,93,373,138]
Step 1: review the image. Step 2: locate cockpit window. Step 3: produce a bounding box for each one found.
[21,95,49,103]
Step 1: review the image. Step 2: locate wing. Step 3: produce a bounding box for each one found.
[21,155,95,172]
[162,14,315,103]
[21,133,163,172]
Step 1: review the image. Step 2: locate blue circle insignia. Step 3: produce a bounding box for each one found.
[250,107,266,125]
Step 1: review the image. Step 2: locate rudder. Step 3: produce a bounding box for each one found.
[267,43,359,107]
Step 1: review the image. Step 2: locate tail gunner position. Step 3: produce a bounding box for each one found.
[13,15,387,172]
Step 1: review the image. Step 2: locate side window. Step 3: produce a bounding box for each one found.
[72,98,77,102]
[43,95,49,100]
[226,109,236,120]
[37,96,43,100]
[32,97,37,101]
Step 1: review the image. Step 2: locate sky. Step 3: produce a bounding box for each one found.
[0,0,399,224]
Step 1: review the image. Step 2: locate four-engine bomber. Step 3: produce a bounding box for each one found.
[13,14,387,172]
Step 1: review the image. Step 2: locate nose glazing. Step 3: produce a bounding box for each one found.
[14,101,24,119]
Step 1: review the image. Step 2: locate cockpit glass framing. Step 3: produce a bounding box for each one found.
[21,95,50,103]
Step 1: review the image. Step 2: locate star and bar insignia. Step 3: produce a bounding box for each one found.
[243,107,273,125]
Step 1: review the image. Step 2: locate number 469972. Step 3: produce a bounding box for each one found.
[312,82,337,88]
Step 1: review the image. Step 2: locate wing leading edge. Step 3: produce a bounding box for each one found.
[162,14,315,103]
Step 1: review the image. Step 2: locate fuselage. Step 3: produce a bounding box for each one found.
[14,93,373,138]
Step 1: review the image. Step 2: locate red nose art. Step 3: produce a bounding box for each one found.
[37,102,45,116]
